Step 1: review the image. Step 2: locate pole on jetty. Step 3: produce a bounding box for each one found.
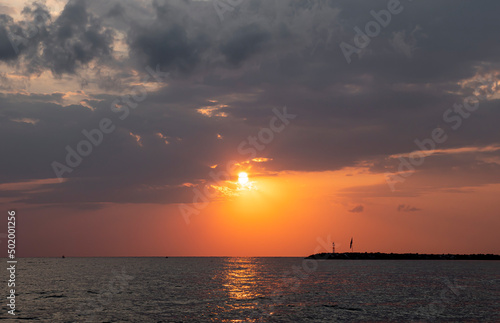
[332,242,335,254]
[350,237,353,252]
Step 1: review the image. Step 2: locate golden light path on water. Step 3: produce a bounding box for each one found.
[219,258,271,321]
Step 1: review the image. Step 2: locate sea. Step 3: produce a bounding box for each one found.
[0,257,498,322]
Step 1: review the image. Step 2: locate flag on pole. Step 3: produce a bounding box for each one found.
[350,237,353,250]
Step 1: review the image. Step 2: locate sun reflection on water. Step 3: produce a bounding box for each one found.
[215,258,272,322]
[222,258,263,301]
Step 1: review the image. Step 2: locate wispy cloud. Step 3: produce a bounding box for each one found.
[349,205,364,213]
[397,204,421,212]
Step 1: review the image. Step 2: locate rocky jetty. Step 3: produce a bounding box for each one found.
[306,252,500,260]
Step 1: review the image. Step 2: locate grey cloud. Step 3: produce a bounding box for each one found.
[42,0,114,75]
[0,2,50,71]
[105,3,125,18]
[128,24,208,74]
[349,205,364,213]
[0,0,113,75]
[220,23,270,65]
[397,204,421,212]
[2,0,500,207]
[0,16,18,60]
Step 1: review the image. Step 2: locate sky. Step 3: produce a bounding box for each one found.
[1,0,499,257]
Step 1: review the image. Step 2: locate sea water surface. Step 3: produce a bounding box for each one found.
[0,258,499,322]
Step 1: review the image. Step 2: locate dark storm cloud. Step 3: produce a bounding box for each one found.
[0,0,113,75]
[2,0,500,207]
[0,2,50,70]
[220,23,270,65]
[0,88,255,207]
[125,0,214,74]
[42,0,114,75]
[0,15,19,60]
[0,3,51,63]
[105,4,125,18]
[128,24,208,73]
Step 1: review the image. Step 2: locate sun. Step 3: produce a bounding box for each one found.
[238,172,249,185]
